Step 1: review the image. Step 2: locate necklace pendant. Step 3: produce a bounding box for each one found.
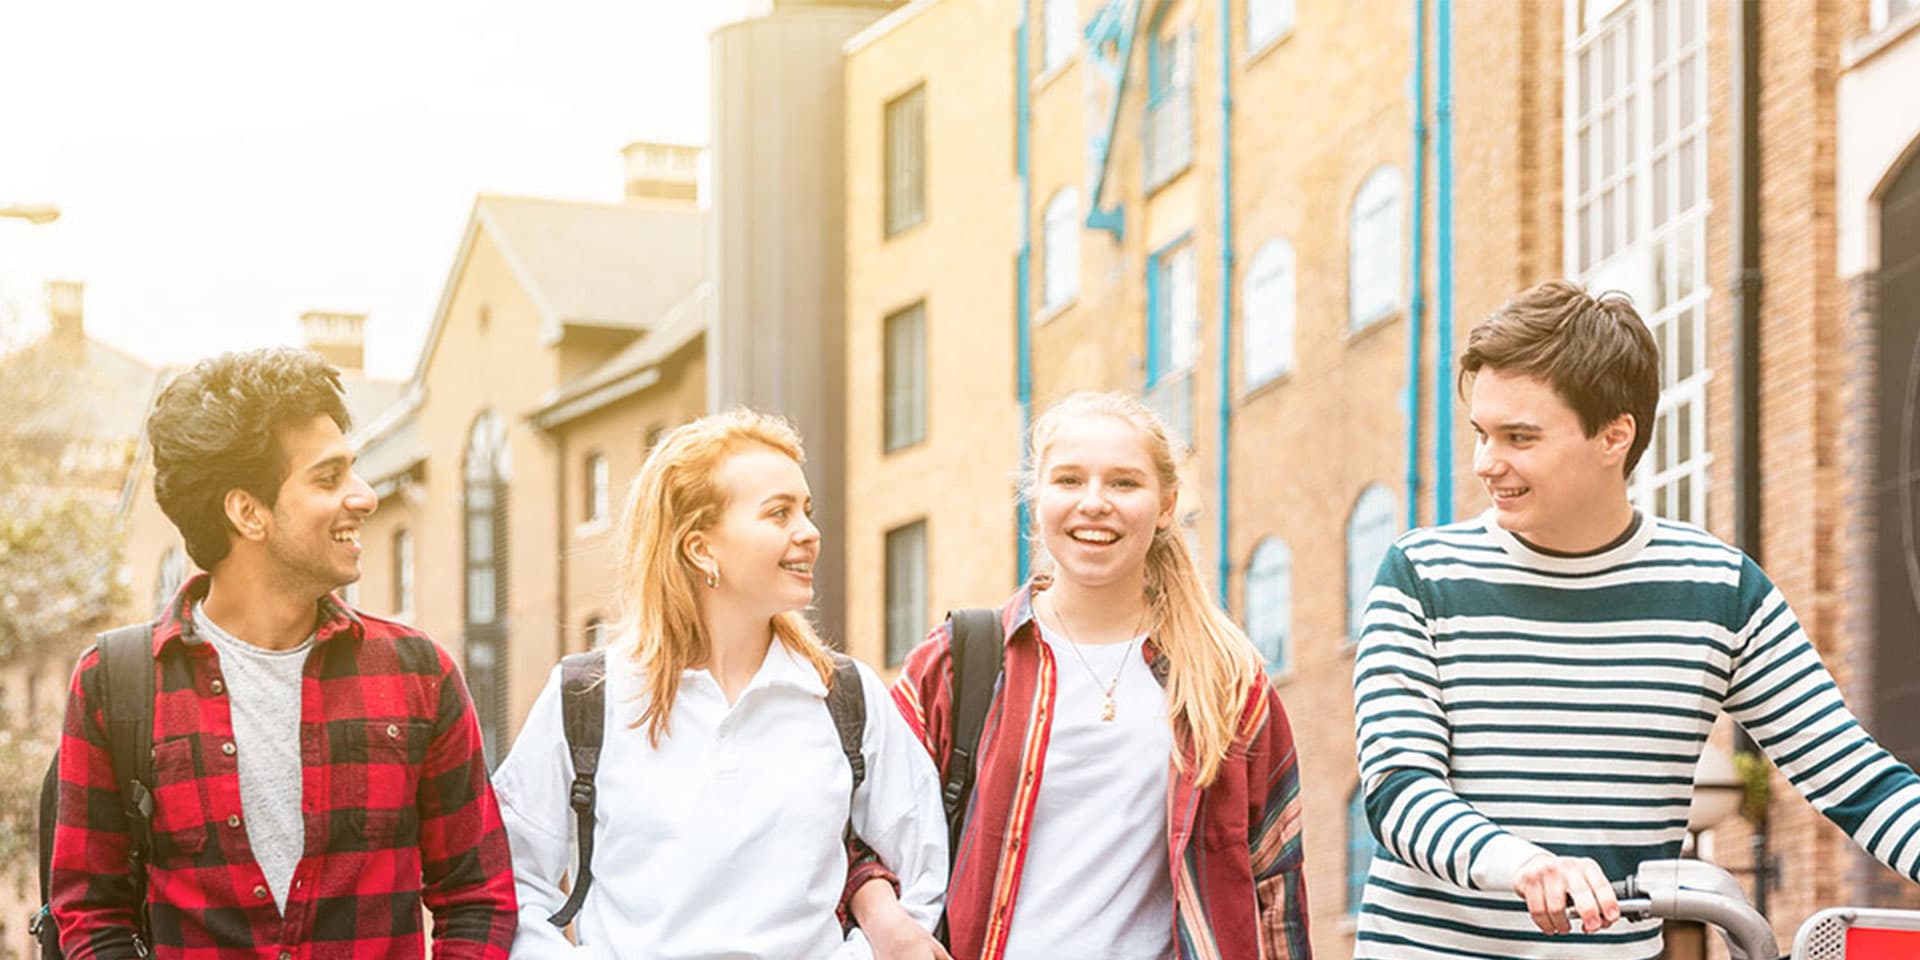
[1101,694,1116,722]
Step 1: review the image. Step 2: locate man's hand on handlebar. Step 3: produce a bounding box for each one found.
[1513,852,1622,935]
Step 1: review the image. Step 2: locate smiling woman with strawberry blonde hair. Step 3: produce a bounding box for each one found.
[492,409,947,960]
[846,392,1312,960]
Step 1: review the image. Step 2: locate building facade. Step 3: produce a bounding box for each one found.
[844,0,1920,953]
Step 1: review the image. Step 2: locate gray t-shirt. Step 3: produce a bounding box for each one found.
[191,603,311,913]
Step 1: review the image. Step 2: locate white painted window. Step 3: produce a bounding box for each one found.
[1346,485,1399,643]
[1245,538,1293,673]
[1244,238,1297,387]
[1568,0,1711,524]
[885,520,928,666]
[584,451,609,522]
[885,85,927,236]
[885,302,928,451]
[1044,0,1078,72]
[1349,166,1405,329]
[1043,187,1081,309]
[1875,0,1920,31]
[1247,0,1296,52]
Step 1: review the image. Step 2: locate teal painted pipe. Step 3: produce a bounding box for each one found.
[1405,0,1427,530]
[1434,0,1455,524]
[1016,7,1034,583]
[1215,0,1234,606]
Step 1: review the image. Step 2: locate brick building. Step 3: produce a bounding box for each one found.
[843,0,1920,953]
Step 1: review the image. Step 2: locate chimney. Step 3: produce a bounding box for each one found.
[300,311,366,372]
[620,141,701,204]
[46,281,84,349]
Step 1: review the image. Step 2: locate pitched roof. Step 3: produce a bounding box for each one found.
[528,282,710,431]
[8,337,163,442]
[411,195,708,383]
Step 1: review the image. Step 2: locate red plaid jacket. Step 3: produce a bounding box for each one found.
[852,584,1311,960]
[50,575,517,960]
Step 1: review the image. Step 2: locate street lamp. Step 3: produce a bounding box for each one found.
[0,204,61,225]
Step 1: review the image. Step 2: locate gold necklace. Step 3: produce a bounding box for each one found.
[1045,594,1143,722]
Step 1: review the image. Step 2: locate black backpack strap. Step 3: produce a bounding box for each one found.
[823,652,867,797]
[97,625,158,887]
[546,650,607,929]
[940,609,1004,868]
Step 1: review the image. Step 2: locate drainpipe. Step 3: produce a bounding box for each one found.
[1729,0,1769,913]
[1405,0,1428,530]
[1434,0,1456,524]
[1017,7,1035,584]
[1215,0,1234,605]
[554,430,570,661]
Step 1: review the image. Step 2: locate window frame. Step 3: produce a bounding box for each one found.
[1346,484,1400,645]
[1566,0,1712,525]
[1246,0,1297,55]
[1348,165,1406,330]
[583,450,609,524]
[884,519,930,667]
[1042,186,1082,312]
[1243,237,1297,389]
[1244,537,1293,674]
[884,84,929,238]
[883,301,929,453]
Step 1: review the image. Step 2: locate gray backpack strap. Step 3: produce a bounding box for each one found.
[546,650,607,929]
[823,651,867,796]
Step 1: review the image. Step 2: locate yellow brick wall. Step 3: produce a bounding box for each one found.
[844,0,1023,671]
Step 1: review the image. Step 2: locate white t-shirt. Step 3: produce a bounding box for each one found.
[1001,622,1175,960]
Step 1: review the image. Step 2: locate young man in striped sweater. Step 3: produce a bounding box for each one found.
[1352,280,1920,959]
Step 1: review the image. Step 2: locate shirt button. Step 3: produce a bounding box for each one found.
[252,885,268,900]
[385,723,399,738]
[227,814,241,828]
[209,679,225,695]
[222,742,237,756]
[278,952,292,960]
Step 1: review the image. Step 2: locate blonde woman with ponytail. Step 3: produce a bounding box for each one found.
[492,410,948,960]
[846,393,1311,960]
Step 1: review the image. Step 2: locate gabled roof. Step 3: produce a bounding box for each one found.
[528,283,709,431]
[9,337,163,442]
[411,195,708,384]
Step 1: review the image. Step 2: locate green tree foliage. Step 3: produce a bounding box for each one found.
[0,314,132,877]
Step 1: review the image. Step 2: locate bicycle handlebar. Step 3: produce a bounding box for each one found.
[1561,860,1780,960]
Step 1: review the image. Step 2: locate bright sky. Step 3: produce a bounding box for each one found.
[0,0,746,380]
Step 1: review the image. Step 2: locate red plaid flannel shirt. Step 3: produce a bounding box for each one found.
[847,583,1311,960]
[50,574,517,960]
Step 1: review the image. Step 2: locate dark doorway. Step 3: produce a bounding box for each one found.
[1873,146,1920,769]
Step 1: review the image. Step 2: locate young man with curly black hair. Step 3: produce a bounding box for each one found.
[49,347,516,960]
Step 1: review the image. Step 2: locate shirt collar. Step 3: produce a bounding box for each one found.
[1009,576,1169,685]
[680,637,829,699]
[154,572,364,655]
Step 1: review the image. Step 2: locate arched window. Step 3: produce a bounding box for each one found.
[1243,238,1296,388]
[1349,166,1406,329]
[1043,187,1081,311]
[1348,783,1376,914]
[1244,538,1292,673]
[1347,485,1400,643]
[1043,0,1078,71]
[1247,0,1296,52]
[464,410,511,764]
